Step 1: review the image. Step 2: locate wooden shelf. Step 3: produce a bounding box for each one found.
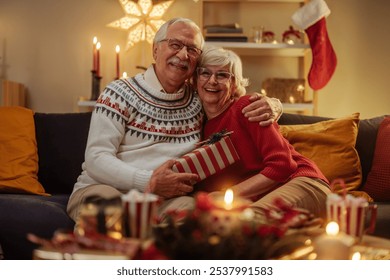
[203,0,303,3]
[204,42,310,57]
[77,100,96,107]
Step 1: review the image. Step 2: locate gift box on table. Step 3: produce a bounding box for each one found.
[172,130,240,181]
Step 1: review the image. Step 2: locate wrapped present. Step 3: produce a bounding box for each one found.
[172,130,240,181]
[326,179,377,240]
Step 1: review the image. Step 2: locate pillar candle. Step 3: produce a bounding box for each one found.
[205,189,250,236]
[96,42,101,77]
[92,37,97,71]
[314,222,354,260]
[115,45,120,79]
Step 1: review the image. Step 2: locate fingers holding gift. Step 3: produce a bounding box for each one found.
[148,161,197,199]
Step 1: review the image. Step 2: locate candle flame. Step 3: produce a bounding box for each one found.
[326,221,339,236]
[96,42,101,50]
[93,36,97,45]
[224,189,234,210]
[351,252,361,260]
[122,72,128,78]
[116,45,120,53]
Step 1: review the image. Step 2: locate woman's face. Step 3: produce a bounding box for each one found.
[196,65,235,110]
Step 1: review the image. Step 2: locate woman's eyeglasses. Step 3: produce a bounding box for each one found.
[159,38,202,59]
[197,67,234,83]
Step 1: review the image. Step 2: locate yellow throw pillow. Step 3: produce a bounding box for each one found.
[279,113,362,193]
[0,106,49,196]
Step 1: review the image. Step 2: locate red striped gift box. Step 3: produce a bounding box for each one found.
[172,133,240,181]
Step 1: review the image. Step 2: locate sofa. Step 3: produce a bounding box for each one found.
[0,107,389,260]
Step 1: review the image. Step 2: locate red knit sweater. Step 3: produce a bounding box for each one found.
[195,95,328,193]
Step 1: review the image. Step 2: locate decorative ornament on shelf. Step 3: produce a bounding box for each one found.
[262,30,277,44]
[107,0,175,50]
[282,25,304,45]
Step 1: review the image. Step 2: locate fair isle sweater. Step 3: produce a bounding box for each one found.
[195,95,328,193]
[72,70,203,194]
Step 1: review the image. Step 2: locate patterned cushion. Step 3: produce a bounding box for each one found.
[361,117,390,201]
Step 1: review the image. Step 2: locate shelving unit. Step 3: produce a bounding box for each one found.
[200,0,317,115]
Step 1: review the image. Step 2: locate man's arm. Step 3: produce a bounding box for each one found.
[241,93,283,126]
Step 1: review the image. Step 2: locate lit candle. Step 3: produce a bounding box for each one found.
[314,221,354,260]
[92,36,97,72]
[122,72,128,79]
[206,189,250,236]
[96,42,101,77]
[224,189,234,210]
[115,45,120,79]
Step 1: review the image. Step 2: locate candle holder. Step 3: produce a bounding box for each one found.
[90,70,102,100]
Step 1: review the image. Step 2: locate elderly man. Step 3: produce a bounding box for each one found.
[67,18,282,225]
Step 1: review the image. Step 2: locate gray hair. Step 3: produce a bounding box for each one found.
[153,17,205,49]
[198,45,249,97]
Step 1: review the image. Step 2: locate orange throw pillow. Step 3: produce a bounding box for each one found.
[361,117,390,201]
[279,113,362,193]
[0,106,48,195]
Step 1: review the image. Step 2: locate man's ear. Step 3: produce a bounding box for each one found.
[152,43,158,60]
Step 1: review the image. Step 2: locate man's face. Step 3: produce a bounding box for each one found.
[153,22,202,92]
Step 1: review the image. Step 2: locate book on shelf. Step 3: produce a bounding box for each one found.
[204,27,243,34]
[204,23,243,34]
[205,33,246,37]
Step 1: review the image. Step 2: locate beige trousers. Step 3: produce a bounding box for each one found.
[250,177,331,223]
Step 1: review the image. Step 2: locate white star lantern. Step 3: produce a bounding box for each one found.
[107,0,174,50]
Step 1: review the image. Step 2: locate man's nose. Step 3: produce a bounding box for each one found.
[176,46,189,59]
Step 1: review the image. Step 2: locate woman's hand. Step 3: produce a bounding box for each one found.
[242,93,283,126]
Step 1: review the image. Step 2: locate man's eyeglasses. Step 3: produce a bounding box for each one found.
[197,67,234,83]
[159,38,202,58]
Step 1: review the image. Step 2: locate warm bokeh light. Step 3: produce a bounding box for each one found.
[351,252,361,260]
[326,221,340,236]
[224,189,234,210]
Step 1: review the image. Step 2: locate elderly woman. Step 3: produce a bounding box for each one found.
[194,46,331,222]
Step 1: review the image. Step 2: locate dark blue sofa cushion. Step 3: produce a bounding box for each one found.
[34,112,91,195]
[0,194,74,259]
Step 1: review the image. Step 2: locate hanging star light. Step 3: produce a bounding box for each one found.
[107,0,174,50]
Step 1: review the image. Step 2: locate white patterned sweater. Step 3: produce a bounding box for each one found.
[72,71,203,194]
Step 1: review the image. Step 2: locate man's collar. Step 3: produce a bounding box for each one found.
[144,64,184,94]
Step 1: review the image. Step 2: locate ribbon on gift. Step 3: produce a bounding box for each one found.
[172,130,240,181]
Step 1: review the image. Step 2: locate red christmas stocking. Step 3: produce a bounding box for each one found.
[292,0,337,90]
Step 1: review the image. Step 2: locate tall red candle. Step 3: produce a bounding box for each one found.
[92,36,97,71]
[96,42,101,77]
[115,45,120,79]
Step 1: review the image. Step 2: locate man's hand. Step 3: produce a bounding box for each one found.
[147,159,198,199]
[242,93,283,126]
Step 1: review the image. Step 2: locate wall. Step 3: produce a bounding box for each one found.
[0,0,389,119]
[319,0,390,118]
